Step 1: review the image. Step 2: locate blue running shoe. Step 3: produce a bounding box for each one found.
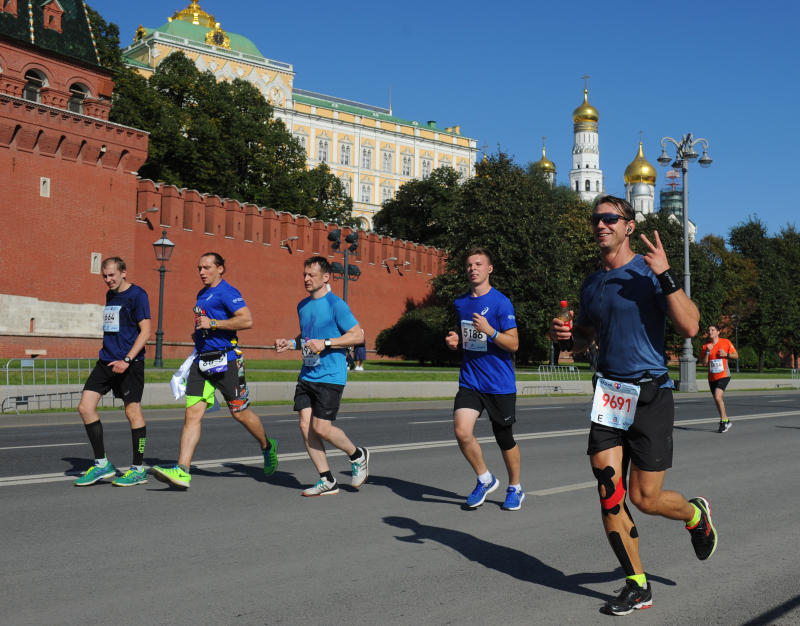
[74,461,117,486]
[466,475,499,508]
[501,486,525,511]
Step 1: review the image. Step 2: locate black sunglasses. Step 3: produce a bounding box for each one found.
[591,213,629,226]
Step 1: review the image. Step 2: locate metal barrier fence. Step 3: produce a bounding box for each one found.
[1,358,121,414]
[520,365,587,396]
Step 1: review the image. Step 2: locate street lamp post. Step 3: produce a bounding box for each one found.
[657,132,712,392]
[327,229,360,302]
[152,230,175,368]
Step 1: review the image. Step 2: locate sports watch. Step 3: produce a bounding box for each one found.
[123,356,132,364]
[210,319,217,329]
[324,339,332,348]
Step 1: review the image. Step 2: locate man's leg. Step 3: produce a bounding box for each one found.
[453,408,487,475]
[298,407,331,473]
[712,388,728,421]
[78,390,102,426]
[627,464,696,522]
[311,416,357,459]
[177,401,206,467]
[230,406,268,448]
[124,401,145,429]
[500,444,521,485]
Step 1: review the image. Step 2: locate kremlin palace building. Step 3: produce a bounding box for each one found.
[121,1,479,230]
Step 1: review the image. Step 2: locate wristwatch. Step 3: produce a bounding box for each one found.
[123,356,131,364]
[324,339,332,348]
[210,319,217,330]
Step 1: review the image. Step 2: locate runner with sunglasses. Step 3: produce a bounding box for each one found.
[551,195,717,615]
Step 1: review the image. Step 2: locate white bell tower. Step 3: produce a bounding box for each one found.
[569,76,603,203]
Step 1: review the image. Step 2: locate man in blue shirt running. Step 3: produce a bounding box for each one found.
[445,248,522,510]
[152,252,277,489]
[75,257,151,487]
[275,256,369,496]
[551,195,717,615]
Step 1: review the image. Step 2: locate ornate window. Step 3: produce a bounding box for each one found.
[458,164,468,181]
[68,83,89,114]
[294,133,307,152]
[381,185,393,202]
[585,180,591,192]
[361,147,372,169]
[381,150,393,173]
[42,0,64,33]
[318,138,329,162]
[421,158,432,179]
[360,184,372,203]
[339,143,351,166]
[341,176,351,197]
[402,154,413,177]
[23,70,46,103]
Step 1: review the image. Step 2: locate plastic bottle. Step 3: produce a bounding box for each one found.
[557,300,572,351]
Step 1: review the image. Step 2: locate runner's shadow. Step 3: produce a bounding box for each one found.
[383,516,675,600]
[192,464,304,489]
[673,425,717,432]
[348,473,462,504]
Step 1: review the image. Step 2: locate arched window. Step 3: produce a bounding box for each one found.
[596,181,600,192]
[339,143,351,166]
[402,154,413,177]
[68,83,89,114]
[318,138,329,162]
[585,180,591,192]
[361,147,372,169]
[23,69,46,103]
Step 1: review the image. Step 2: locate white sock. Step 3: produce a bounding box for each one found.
[130,465,143,472]
[509,483,522,491]
[478,471,493,484]
[95,458,108,467]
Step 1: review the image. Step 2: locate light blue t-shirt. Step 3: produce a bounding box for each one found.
[297,292,359,386]
[576,254,672,384]
[454,287,517,394]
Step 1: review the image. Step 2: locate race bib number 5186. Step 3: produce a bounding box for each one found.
[590,377,640,431]
[461,320,487,352]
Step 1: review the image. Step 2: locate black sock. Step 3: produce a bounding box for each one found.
[85,421,105,459]
[321,471,334,482]
[263,439,272,452]
[131,426,146,466]
[349,447,362,461]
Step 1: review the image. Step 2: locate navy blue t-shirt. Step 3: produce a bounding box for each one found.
[194,280,246,361]
[576,254,671,383]
[454,287,517,394]
[99,284,150,362]
[297,292,359,386]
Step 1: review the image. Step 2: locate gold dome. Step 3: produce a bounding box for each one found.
[572,88,599,123]
[170,1,216,28]
[533,145,556,173]
[624,141,657,185]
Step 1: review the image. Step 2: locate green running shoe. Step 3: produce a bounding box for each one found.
[152,464,191,488]
[263,437,278,477]
[74,461,117,486]
[112,467,148,487]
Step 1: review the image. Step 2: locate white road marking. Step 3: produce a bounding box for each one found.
[0,442,85,451]
[2,410,798,488]
[409,419,452,424]
[519,406,565,411]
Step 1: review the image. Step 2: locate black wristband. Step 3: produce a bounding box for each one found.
[657,268,681,295]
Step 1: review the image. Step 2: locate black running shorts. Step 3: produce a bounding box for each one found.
[293,379,344,421]
[709,377,731,393]
[83,360,145,404]
[185,356,250,412]
[587,386,674,471]
[454,387,517,427]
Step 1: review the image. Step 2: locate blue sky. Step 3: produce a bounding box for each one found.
[93,0,797,241]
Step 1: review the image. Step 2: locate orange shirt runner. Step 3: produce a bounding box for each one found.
[702,337,735,381]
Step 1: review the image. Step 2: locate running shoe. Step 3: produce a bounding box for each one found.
[74,461,117,486]
[302,477,339,497]
[263,437,278,477]
[603,579,653,615]
[351,447,370,488]
[501,486,525,511]
[112,467,148,487]
[152,464,191,489]
[687,496,717,560]
[718,420,732,433]
[466,475,499,508]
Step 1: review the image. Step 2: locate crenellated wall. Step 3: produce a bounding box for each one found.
[130,180,444,360]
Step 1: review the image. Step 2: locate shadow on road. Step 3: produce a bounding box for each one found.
[351,473,462,504]
[383,516,676,601]
[740,593,800,625]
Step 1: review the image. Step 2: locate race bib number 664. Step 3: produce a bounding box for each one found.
[590,377,640,431]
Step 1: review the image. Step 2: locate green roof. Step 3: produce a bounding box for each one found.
[145,20,263,58]
[292,92,462,136]
[0,0,99,66]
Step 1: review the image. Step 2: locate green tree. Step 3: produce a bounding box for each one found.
[372,167,462,246]
[86,4,123,71]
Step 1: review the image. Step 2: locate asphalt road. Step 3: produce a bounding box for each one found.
[2,391,799,625]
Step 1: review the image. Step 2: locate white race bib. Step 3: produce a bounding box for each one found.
[102,306,121,332]
[301,339,320,367]
[709,358,724,374]
[590,377,640,431]
[461,320,487,352]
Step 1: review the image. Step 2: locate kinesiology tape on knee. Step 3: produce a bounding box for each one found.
[593,465,625,515]
[491,421,516,451]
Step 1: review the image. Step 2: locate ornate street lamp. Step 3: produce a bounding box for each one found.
[152,230,175,368]
[657,132,712,392]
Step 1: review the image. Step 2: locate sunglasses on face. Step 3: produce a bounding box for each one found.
[591,213,628,226]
